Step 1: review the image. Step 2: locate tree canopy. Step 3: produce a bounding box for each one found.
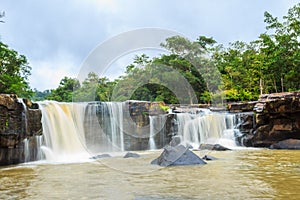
[0,42,33,98]
[2,3,300,103]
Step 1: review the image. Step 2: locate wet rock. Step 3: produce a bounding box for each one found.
[228,101,257,113]
[151,145,207,166]
[202,155,218,161]
[199,144,231,151]
[90,154,111,159]
[269,139,300,150]
[0,94,42,165]
[123,152,140,158]
[251,92,300,147]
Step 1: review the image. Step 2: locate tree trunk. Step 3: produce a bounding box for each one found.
[281,77,284,92]
[259,78,263,95]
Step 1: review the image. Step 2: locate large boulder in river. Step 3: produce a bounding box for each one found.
[269,139,300,150]
[124,152,140,158]
[199,143,231,151]
[151,145,207,166]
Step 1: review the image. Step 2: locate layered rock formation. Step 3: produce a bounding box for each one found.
[251,92,300,147]
[0,94,42,165]
[232,92,300,147]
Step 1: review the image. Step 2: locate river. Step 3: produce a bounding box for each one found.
[1,149,300,200]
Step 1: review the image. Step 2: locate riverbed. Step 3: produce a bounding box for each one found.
[1,149,300,199]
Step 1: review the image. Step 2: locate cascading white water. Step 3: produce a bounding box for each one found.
[23,138,30,162]
[38,101,127,162]
[176,109,240,149]
[39,101,89,162]
[34,101,244,163]
[23,135,44,162]
[148,115,167,150]
[149,116,157,150]
[105,102,125,151]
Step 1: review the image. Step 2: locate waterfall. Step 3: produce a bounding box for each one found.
[33,100,245,163]
[176,109,240,149]
[18,98,29,137]
[105,102,125,151]
[149,116,157,150]
[38,101,127,162]
[23,135,44,162]
[39,101,89,162]
[19,98,43,162]
[148,115,167,150]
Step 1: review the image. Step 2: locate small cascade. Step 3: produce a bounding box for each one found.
[148,116,157,150]
[18,98,44,162]
[106,102,125,151]
[148,115,167,149]
[23,135,44,162]
[23,138,30,162]
[18,98,29,137]
[84,103,112,153]
[84,102,125,152]
[176,109,241,149]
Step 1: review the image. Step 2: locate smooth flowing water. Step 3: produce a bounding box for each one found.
[1,149,300,199]
[176,111,239,149]
[6,101,299,199]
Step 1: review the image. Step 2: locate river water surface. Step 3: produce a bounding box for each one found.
[1,149,300,200]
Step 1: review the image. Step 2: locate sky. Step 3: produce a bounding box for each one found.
[1,0,299,91]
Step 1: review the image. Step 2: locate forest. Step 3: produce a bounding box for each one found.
[1,3,300,104]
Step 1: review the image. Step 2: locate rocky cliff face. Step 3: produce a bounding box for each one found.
[232,92,300,147]
[251,92,300,147]
[0,94,42,165]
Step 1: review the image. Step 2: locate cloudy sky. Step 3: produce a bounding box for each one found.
[1,0,299,91]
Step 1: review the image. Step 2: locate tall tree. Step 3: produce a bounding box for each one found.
[0,42,33,98]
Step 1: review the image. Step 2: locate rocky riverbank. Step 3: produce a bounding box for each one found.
[0,94,42,165]
[230,92,300,147]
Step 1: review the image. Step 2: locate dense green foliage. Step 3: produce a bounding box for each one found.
[42,3,300,103]
[215,3,300,100]
[2,4,300,103]
[0,42,33,98]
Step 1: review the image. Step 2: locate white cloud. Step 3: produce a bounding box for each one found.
[1,0,299,91]
[29,51,78,90]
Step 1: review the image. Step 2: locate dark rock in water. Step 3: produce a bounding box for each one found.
[169,136,181,147]
[123,152,140,158]
[151,145,206,166]
[212,144,231,151]
[202,155,218,161]
[269,139,300,150]
[90,154,111,159]
[199,144,231,151]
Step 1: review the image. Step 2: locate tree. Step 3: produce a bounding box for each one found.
[256,3,300,92]
[32,89,51,101]
[46,77,80,102]
[73,72,116,102]
[0,42,33,98]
